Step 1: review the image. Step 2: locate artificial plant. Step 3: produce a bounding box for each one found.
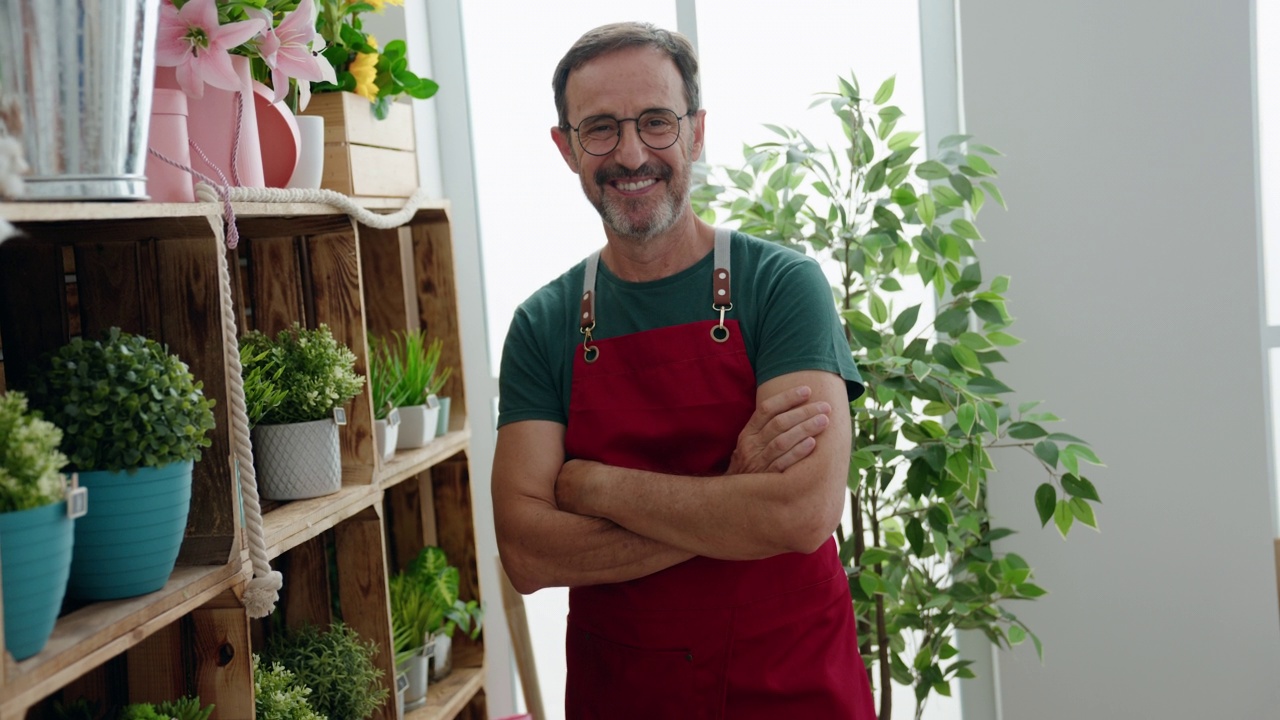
[692,74,1104,720]
[261,621,387,719]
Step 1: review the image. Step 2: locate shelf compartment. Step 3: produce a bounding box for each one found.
[411,643,486,719]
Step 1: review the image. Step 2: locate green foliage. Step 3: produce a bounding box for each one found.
[253,654,327,720]
[27,328,216,472]
[394,546,483,642]
[693,73,1104,717]
[370,330,452,409]
[52,699,103,720]
[262,622,387,719]
[154,697,214,720]
[240,324,365,426]
[0,391,68,512]
[313,0,439,119]
[116,705,167,720]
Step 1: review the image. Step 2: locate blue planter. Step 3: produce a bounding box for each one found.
[0,501,74,660]
[69,462,193,600]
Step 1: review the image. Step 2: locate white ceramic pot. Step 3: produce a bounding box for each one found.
[398,640,433,710]
[430,631,453,681]
[251,418,343,500]
[395,397,440,450]
[287,115,325,189]
[375,416,399,462]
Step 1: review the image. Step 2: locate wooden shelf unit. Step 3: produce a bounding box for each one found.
[0,199,485,719]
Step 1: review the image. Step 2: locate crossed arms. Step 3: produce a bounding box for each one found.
[492,369,852,594]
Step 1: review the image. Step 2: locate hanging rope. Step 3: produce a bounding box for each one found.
[196,183,433,229]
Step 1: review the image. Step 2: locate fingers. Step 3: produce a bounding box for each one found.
[763,410,830,472]
[742,385,813,435]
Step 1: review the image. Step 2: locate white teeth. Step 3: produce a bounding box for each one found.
[615,178,657,191]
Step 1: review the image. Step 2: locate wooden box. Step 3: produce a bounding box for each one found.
[303,92,419,198]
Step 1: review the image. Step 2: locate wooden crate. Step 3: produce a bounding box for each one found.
[303,92,419,198]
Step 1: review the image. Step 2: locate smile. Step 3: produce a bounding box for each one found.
[613,178,658,192]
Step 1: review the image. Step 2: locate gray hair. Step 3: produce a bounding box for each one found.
[552,22,700,129]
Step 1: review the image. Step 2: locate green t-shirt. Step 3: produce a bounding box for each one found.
[497,232,863,428]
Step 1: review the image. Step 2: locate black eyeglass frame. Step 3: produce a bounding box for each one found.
[566,108,694,157]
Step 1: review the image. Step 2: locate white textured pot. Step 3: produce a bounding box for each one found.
[251,418,343,500]
[375,417,399,462]
[395,397,440,450]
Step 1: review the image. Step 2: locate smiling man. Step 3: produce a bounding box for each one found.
[492,21,876,718]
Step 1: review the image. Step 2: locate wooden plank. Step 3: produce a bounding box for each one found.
[334,506,397,720]
[73,240,150,338]
[359,225,419,337]
[1,198,449,224]
[410,220,466,431]
[302,92,416,151]
[306,228,376,485]
[430,458,482,662]
[281,536,334,631]
[58,658,127,713]
[499,557,547,720]
[407,664,485,720]
[322,143,419,198]
[0,564,244,713]
[190,592,255,720]
[374,430,470,488]
[384,474,437,575]
[247,236,307,335]
[262,484,381,561]
[0,238,67,388]
[125,622,186,702]
[155,235,237,567]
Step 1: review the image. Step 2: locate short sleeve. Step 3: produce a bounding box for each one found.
[497,307,568,427]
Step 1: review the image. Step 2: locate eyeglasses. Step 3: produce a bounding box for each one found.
[568,108,692,156]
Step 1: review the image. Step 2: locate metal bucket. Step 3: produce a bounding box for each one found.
[0,0,159,200]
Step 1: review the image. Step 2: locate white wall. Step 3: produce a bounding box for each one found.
[957,1,1280,717]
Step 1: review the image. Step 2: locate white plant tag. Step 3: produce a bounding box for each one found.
[333,407,347,426]
[426,394,440,410]
[387,406,400,427]
[66,473,88,519]
[396,672,410,692]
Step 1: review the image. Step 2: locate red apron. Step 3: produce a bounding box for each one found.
[562,230,875,719]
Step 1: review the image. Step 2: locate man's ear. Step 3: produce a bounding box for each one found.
[551,126,580,174]
[690,109,707,162]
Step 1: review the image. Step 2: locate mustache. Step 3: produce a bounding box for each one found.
[594,163,672,185]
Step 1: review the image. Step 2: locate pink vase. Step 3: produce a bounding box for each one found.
[145,89,195,202]
[155,56,265,189]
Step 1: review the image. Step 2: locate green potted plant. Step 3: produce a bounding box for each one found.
[692,74,1104,717]
[27,328,216,601]
[240,323,365,501]
[388,573,435,710]
[400,545,482,682]
[368,337,402,463]
[372,329,451,450]
[118,697,214,720]
[261,621,389,719]
[253,654,326,720]
[0,391,73,659]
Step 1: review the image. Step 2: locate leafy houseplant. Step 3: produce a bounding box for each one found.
[399,545,482,681]
[253,654,326,720]
[0,391,73,659]
[312,0,439,118]
[26,328,216,600]
[262,621,389,719]
[119,697,214,720]
[372,329,451,450]
[240,323,364,500]
[692,74,1104,719]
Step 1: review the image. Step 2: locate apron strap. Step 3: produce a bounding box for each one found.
[713,226,732,308]
[581,250,601,363]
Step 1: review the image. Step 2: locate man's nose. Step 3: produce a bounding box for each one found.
[612,119,648,166]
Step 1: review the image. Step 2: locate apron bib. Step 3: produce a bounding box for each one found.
[562,229,875,719]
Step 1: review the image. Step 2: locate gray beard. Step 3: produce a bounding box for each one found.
[584,159,691,242]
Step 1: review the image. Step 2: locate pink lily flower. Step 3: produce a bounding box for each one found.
[156,0,266,99]
[253,0,337,111]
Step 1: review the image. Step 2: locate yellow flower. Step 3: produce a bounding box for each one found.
[366,34,378,50]
[367,0,402,10]
[351,52,379,101]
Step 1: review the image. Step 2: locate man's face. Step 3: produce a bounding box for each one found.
[553,46,704,242]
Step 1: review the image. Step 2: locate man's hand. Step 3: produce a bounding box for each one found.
[726,385,833,475]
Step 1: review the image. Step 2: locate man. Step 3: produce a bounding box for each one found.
[492,21,876,718]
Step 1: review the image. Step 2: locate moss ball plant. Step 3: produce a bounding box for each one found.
[26,328,215,472]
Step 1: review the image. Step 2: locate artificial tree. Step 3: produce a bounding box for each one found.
[692,74,1104,720]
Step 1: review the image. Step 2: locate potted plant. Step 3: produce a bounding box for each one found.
[692,74,1104,717]
[240,323,365,501]
[401,546,482,682]
[261,621,389,719]
[369,337,401,462]
[0,391,73,660]
[27,328,216,601]
[119,697,214,720]
[372,329,451,451]
[253,654,326,720]
[388,573,435,710]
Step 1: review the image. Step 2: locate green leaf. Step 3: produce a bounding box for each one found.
[1035,483,1056,527]
[887,131,921,152]
[859,571,881,598]
[893,304,922,335]
[938,133,973,149]
[873,76,896,104]
[979,402,999,434]
[1033,440,1059,468]
[980,181,1007,209]
[860,547,893,566]
[1053,499,1074,537]
[987,331,1022,346]
[1061,474,1101,502]
[1007,421,1047,439]
[956,403,976,435]
[959,332,992,350]
[951,344,983,374]
[1069,497,1098,529]
[991,275,1010,293]
[951,218,983,241]
[1018,583,1048,599]
[966,154,998,175]
[869,293,889,324]
[967,376,1013,395]
[906,517,926,556]
[917,160,951,181]
[919,193,937,227]
[1008,625,1027,645]
[1064,443,1105,467]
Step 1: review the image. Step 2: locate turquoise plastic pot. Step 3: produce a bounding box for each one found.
[0,500,74,660]
[69,462,192,600]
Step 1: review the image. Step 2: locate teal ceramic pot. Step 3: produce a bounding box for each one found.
[69,462,192,600]
[434,397,452,438]
[0,500,74,659]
